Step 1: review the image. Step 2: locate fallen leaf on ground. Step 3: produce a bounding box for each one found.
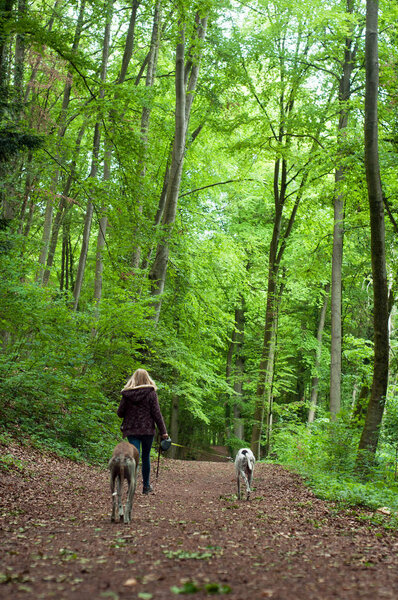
[123,577,137,586]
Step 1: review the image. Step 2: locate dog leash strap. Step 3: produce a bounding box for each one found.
[156,442,161,480]
[170,442,232,461]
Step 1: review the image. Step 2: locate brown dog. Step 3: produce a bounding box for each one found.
[108,441,139,524]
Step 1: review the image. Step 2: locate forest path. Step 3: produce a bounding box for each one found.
[1,443,398,600]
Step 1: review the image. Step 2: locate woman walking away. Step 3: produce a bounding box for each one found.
[118,369,168,494]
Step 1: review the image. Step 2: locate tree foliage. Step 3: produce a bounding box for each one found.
[0,0,397,510]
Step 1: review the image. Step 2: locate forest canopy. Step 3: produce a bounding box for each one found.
[1,0,398,508]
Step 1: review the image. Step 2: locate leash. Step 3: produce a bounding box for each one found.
[156,443,161,480]
[171,442,233,461]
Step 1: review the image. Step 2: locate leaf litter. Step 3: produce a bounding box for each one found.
[1,442,398,599]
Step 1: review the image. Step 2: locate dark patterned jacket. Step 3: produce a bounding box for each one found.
[117,385,167,438]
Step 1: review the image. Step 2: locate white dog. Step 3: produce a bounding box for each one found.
[235,448,255,500]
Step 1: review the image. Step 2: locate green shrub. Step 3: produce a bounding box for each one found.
[271,417,398,514]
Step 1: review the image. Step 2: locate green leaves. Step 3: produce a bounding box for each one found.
[170,581,231,594]
[171,581,201,594]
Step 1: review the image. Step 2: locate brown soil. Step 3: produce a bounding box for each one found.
[1,442,398,600]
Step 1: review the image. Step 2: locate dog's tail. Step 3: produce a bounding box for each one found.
[241,449,254,471]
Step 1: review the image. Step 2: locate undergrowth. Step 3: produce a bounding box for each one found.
[271,418,398,517]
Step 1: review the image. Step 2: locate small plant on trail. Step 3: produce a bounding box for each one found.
[171,581,201,594]
[170,581,231,594]
[164,546,221,560]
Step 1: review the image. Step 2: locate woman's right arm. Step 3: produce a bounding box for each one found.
[117,396,126,418]
[149,391,167,436]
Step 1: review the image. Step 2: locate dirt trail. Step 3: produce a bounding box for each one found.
[1,443,398,600]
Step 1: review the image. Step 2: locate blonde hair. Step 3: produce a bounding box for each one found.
[122,368,157,391]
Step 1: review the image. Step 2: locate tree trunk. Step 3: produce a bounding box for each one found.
[0,0,16,224]
[13,0,26,112]
[23,0,60,104]
[149,15,208,322]
[225,318,236,447]
[36,0,86,283]
[117,0,139,85]
[250,155,291,458]
[329,0,355,417]
[250,229,281,458]
[232,296,246,441]
[131,0,162,268]
[352,383,370,424]
[18,150,34,233]
[329,184,344,416]
[43,124,85,285]
[263,279,284,457]
[308,283,330,423]
[357,0,389,464]
[0,0,15,107]
[73,0,113,310]
[93,157,110,303]
[60,220,74,293]
[94,0,154,300]
[248,27,320,457]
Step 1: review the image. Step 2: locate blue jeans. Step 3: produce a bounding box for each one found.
[127,435,154,488]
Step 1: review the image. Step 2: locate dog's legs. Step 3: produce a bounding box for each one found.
[247,470,254,500]
[124,459,136,524]
[248,470,253,487]
[116,475,124,521]
[240,470,251,501]
[110,471,117,522]
[124,475,131,524]
[130,461,138,521]
[237,474,241,500]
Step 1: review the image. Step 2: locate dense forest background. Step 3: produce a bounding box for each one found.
[1,0,398,509]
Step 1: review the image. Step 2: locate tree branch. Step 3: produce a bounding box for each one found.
[178,178,258,199]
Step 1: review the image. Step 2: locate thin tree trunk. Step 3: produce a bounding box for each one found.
[357,0,389,464]
[148,25,186,310]
[131,0,162,268]
[263,278,284,457]
[330,0,356,417]
[36,0,86,282]
[0,0,16,223]
[329,184,344,416]
[23,194,35,238]
[308,283,330,423]
[13,0,26,112]
[18,151,34,233]
[43,124,86,285]
[73,0,113,310]
[232,296,246,441]
[225,317,237,446]
[94,0,147,301]
[93,139,111,303]
[249,28,314,458]
[117,0,139,85]
[250,211,282,458]
[352,383,370,424]
[140,161,170,270]
[61,219,74,292]
[149,15,208,321]
[23,0,60,104]
[0,0,15,106]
